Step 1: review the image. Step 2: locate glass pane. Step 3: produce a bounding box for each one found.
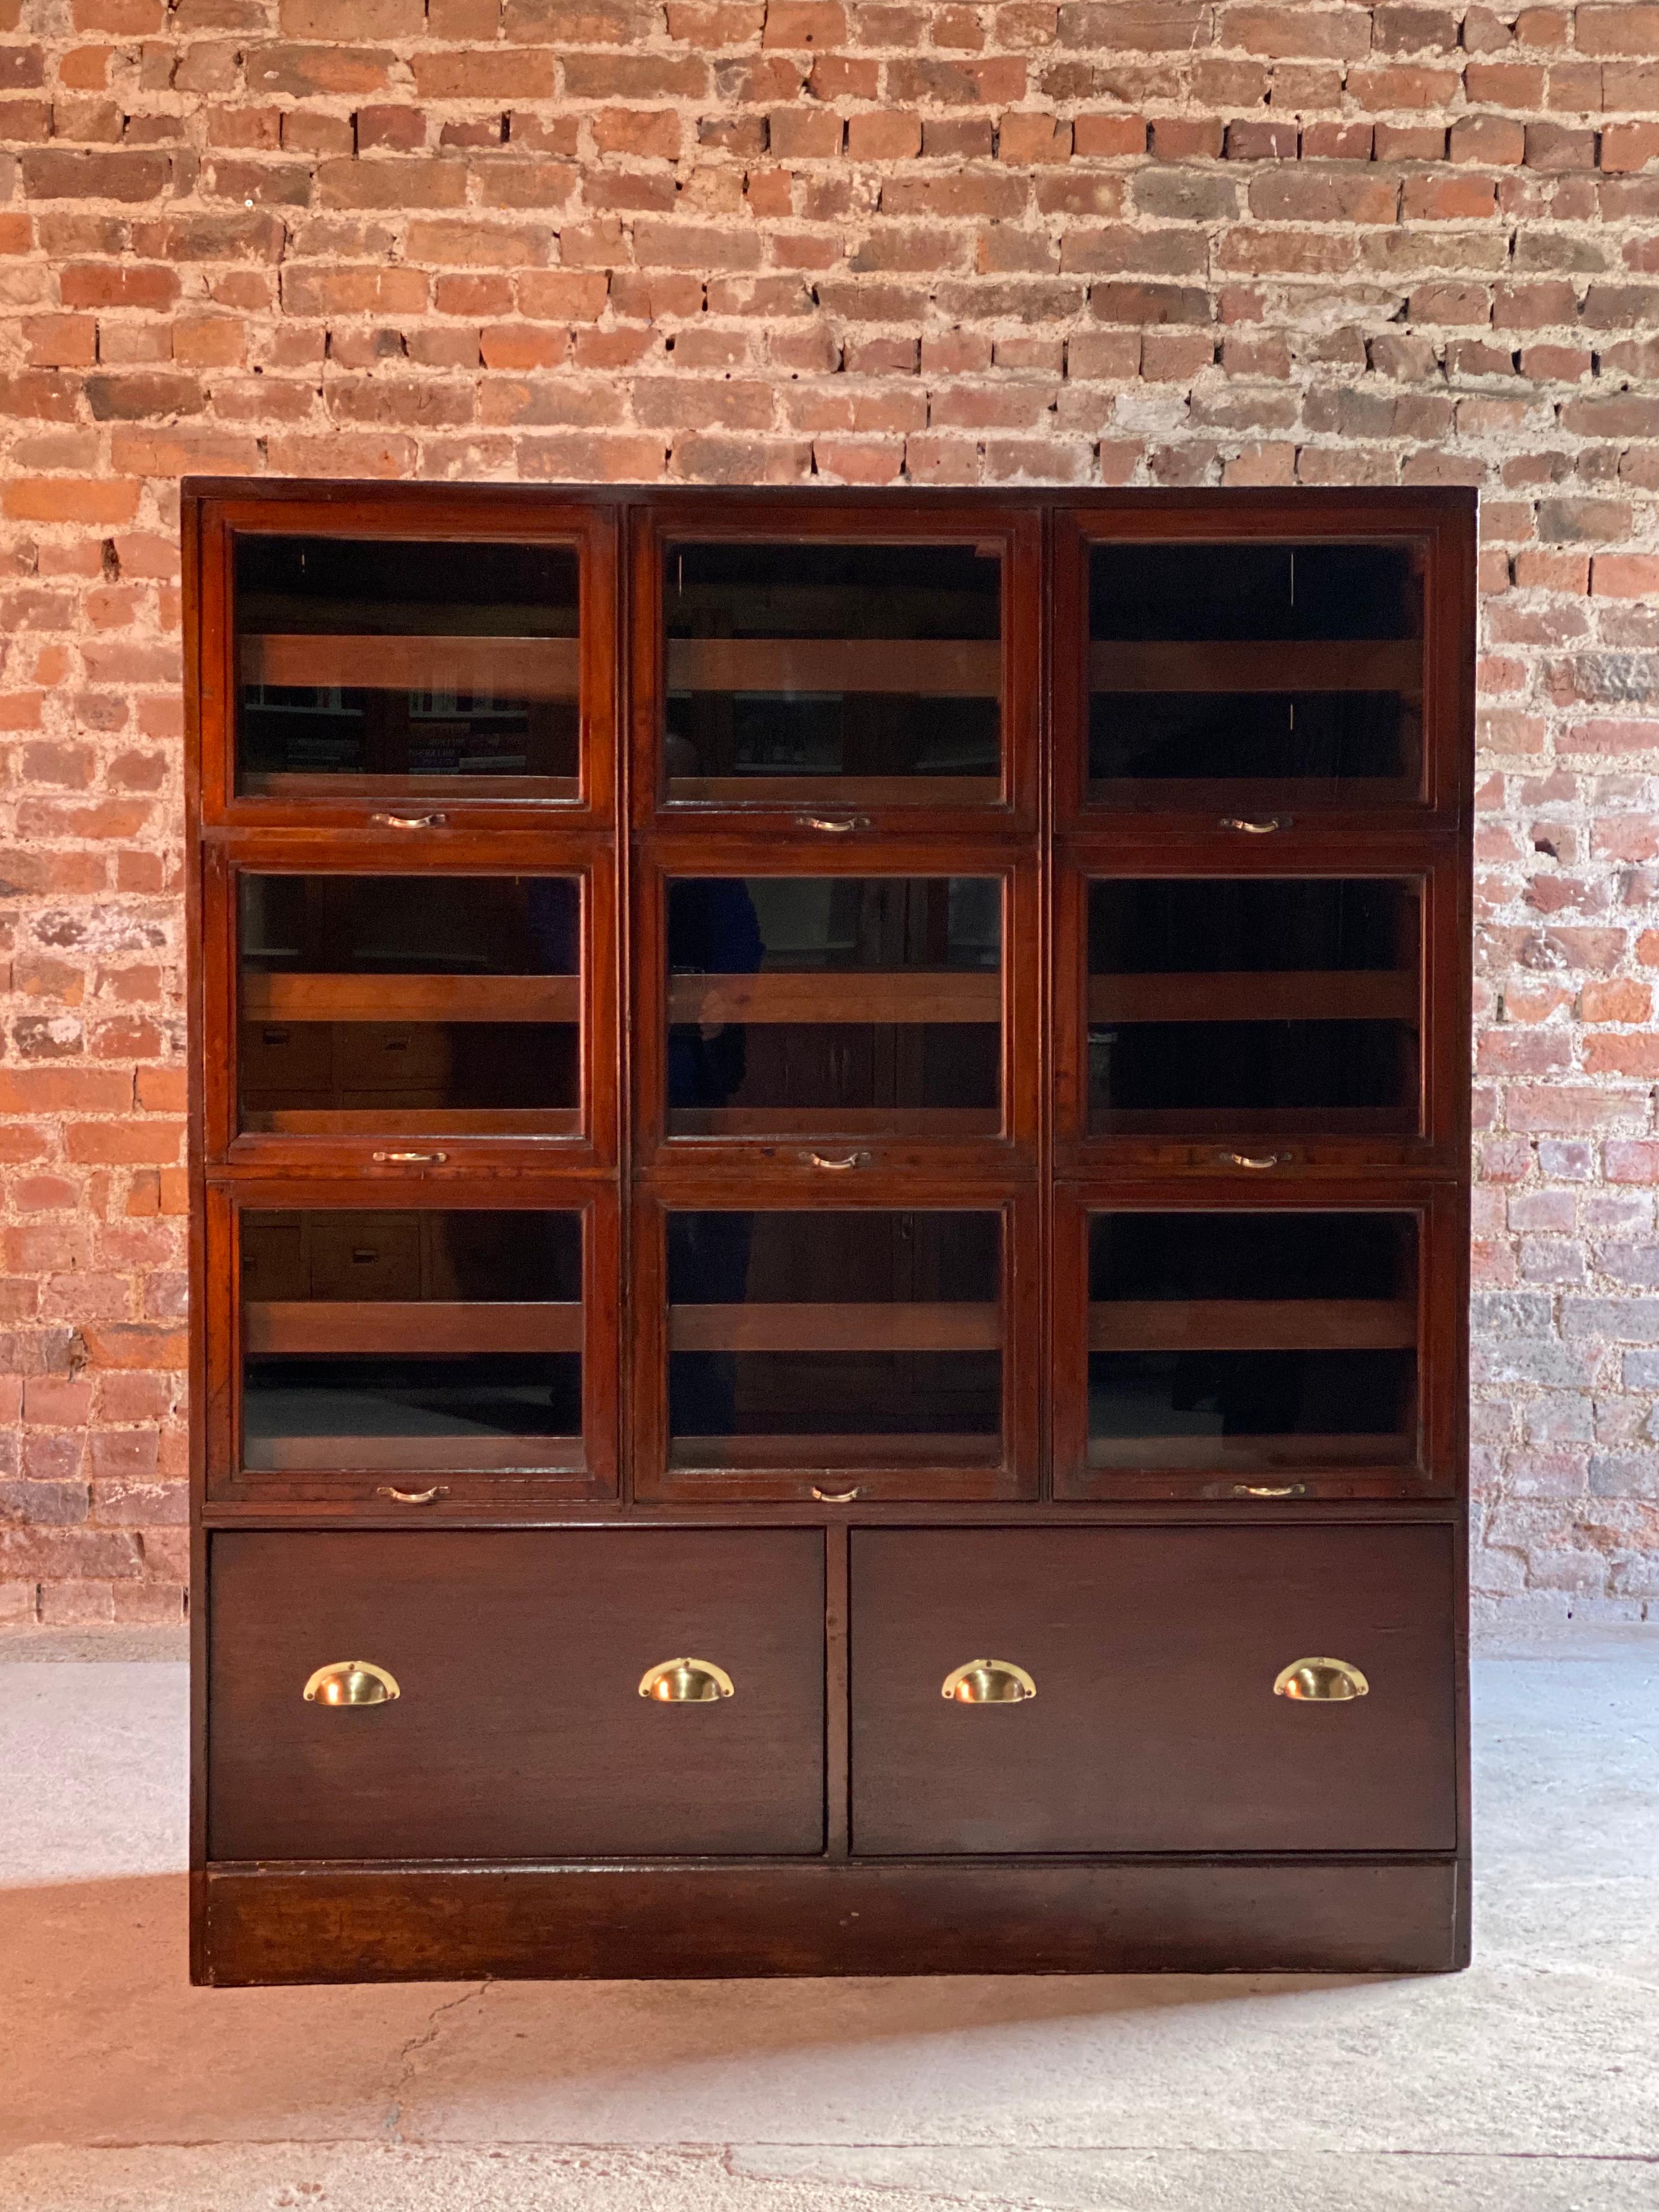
[239,874,581,1138]
[240,1209,582,1473]
[1088,1212,1418,1473]
[235,536,580,798]
[666,876,1000,1140]
[667,1209,1001,1470]
[663,541,1001,804]
[1088,542,1423,806]
[1087,878,1420,1139]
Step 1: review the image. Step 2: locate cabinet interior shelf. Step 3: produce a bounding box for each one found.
[245,1301,582,1355]
[239,1107,582,1135]
[667,775,1001,805]
[244,1437,586,1473]
[1090,639,1420,693]
[671,1433,1001,1468]
[1088,972,1415,1024]
[666,638,1000,696]
[243,974,581,1024]
[1086,1434,1415,1470]
[1088,1299,1415,1352]
[669,1302,1001,1353]
[241,634,580,697]
[668,1106,998,1134]
[669,972,999,1025]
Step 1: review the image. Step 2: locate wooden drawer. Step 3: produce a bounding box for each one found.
[208,1530,825,1861]
[850,1526,1457,1856]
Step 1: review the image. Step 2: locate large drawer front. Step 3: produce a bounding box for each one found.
[208,1531,824,1861]
[850,1527,1457,1856]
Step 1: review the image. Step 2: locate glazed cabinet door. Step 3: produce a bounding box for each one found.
[208,1529,826,1860]
[849,1526,1458,1856]
[204,1183,620,1505]
[198,495,618,828]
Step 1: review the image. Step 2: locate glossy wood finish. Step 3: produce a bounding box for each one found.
[209,1529,826,1859]
[187,482,1473,1986]
[849,1525,1457,1855]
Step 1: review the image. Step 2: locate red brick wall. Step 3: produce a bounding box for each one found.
[2,1,1657,1628]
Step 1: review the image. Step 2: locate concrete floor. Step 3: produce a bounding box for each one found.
[1,1632,1654,2212]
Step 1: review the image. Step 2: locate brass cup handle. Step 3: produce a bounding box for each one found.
[1219,816,1292,834]
[941,1658,1037,1704]
[377,1484,449,1505]
[372,1150,449,1165]
[1274,1657,1369,1703]
[639,1657,735,1703]
[303,1660,401,1706]
[811,1485,862,1504]
[804,1150,871,1170]
[800,814,869,833]
[371,811,447,829]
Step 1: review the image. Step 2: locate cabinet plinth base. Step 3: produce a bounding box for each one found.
[198,1859,1467,1985]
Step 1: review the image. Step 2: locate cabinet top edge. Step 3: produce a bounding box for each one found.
[181,478,1479,522]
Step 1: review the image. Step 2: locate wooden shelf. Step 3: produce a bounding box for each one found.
[668,1106,1000,1136]
[666,638,999,696]
[1092,1107,1419,1136]
[671,1302,1000,1353]
[668,774,999,805]
[671,1433,1001,1468]
[241,634,580,698]
[245,1300,582,1356]
[1089,1299,1415,1353]
[1088,972,1416,1025]
[243,974,580,1025]
[1087,1434,1415,1470]
[239,1107,582,1136]
[244,1435,586,1473]
[669,971,999,1026]
[239,773,580,801]
[1091,639,1421,694]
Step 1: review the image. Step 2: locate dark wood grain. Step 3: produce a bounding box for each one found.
[849,1524,1458,1856]
[208,1528,826,1860]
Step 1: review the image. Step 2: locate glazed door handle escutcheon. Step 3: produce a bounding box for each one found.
[1273,1657,1370,1703]
[371,812,447,829]
[800,814,870,833]
[1235,1483,1307,1500]
[638,1657,736,1703]
[376,1485,449,1505]
[803,1150,871,1171]
[941,1658,1037,1704]
[811,1486,862,1504]
[1219,816,1292,834]
[1222,1152,1289,1170]
[371,1150,449,1165]
[302,1661,401,1707]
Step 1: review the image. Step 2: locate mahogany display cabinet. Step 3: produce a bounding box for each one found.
[183,483,1476,1984]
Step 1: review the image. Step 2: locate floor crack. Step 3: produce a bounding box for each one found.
[379,1983,489,2144]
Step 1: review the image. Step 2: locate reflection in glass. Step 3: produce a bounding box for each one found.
[240,1209,582,1472]
[1087,1211,1418,1472]
[667,1209,1001,1469]
[1089,542,1423,800]
[1087,878,1420,1138]
[663,541,1001,802]
[235,536,580,795]
[238,874,580,1136]
[666,876,1001,1139]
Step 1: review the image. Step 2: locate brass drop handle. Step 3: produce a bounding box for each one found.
[803,1149,871,1170]
[638,1657,735,1703]
[1219,816,1291,834]
[371,811,447,829]
[800,814,869,833]
[1235,1482,1307,1500]
[811,1485,862,1504]
[303,1660,400,1706]
[1274,1657,1369,1703]
[372,1150,448,1164]
[1222,1152,1288,1170]
[941,1658,1037,1704]
[376,1484,449,1505]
